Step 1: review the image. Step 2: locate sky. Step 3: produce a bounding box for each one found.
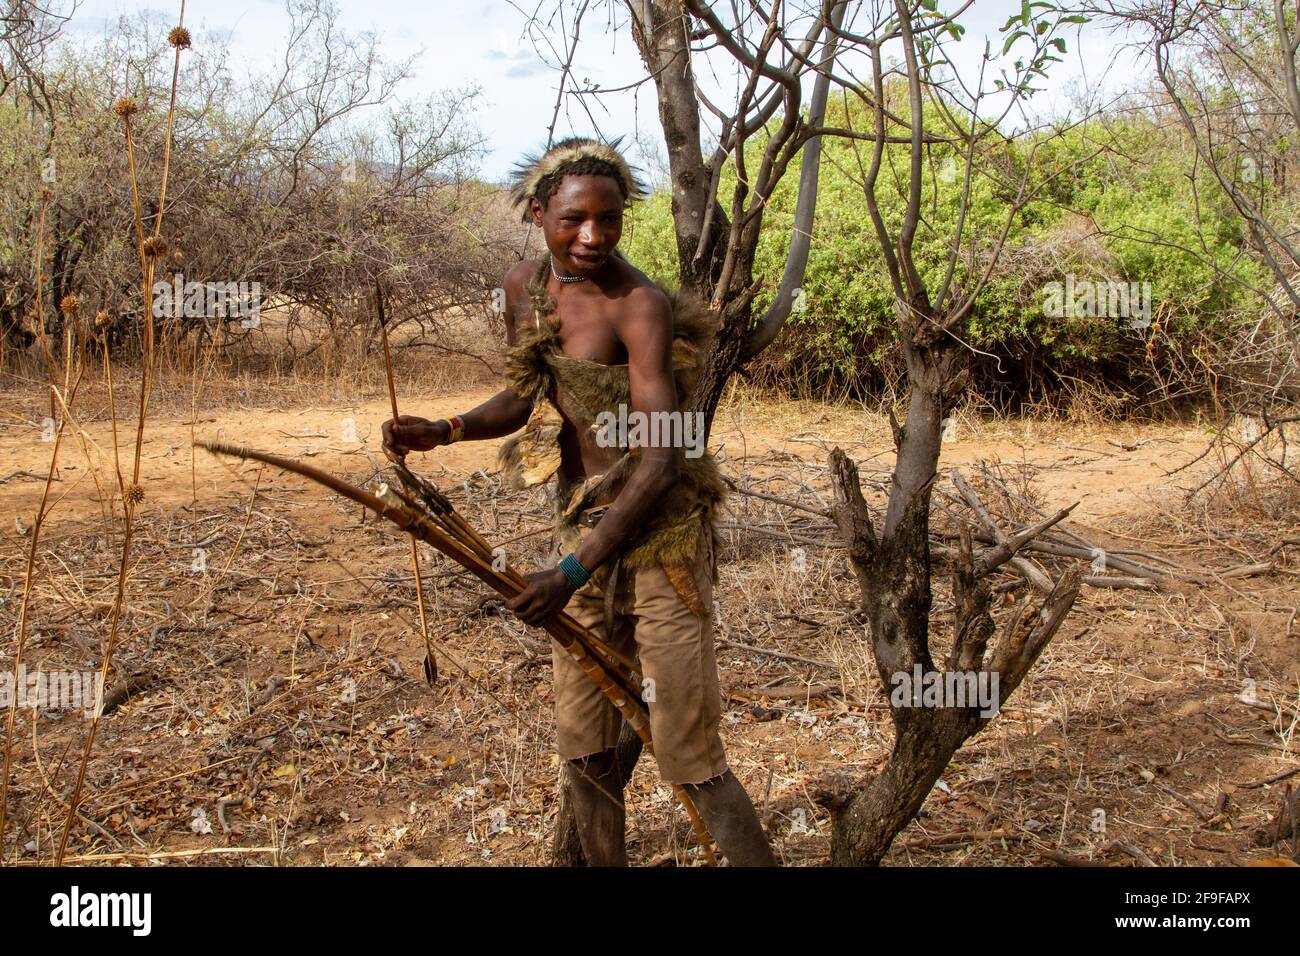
[57,0,1155,183]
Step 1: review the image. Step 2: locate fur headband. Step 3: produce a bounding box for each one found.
[509,136,646,222]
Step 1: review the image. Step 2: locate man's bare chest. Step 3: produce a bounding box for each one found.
[515,298,628,366]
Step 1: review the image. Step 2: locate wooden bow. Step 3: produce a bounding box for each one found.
[197,439,717,864]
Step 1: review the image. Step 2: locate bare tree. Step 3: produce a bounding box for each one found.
[629,0,849,424]
[798,0,1092,865]
[0,0,76,351]
[1,0,509,371]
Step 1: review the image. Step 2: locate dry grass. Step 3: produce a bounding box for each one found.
[0,349,1296,866]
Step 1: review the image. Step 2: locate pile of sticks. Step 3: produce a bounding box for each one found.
[198,440,717,865]
[721,456,1270,592]
[933,465,1272,593]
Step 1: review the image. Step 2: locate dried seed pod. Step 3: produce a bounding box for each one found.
[94,310,112,330]
[113,97,139,119]
[126,484,145,505]
[143,236,169,259]
[59,294,82,319]
[168,26,192,49]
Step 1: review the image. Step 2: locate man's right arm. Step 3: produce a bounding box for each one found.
[381,263,534,459]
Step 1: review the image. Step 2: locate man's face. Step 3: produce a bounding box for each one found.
[531,174,625,277]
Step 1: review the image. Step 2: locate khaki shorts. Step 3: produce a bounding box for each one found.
[550,522,729,785]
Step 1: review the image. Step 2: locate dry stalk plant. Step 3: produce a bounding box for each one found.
[27,6,194,865]
[0,316,87,859]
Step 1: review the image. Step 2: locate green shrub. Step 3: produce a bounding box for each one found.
[624,100,1272,410]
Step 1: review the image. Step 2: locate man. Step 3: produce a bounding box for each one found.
[382,137,774,866]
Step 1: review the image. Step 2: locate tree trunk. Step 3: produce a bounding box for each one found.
[822,416,1081,865]
[629,0,727,297]
[823,709,980,865]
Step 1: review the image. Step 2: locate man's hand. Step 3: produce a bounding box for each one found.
[381,415,450,463]
[505,567,577,627]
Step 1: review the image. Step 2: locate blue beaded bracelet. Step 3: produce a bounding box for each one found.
[559,553,591,588]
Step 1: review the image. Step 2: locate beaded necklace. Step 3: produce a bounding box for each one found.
[550,254,587,283]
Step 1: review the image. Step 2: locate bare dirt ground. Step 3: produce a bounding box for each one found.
[1,364,1297,866]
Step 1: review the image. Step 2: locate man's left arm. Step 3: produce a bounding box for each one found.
[506,287,679,626]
